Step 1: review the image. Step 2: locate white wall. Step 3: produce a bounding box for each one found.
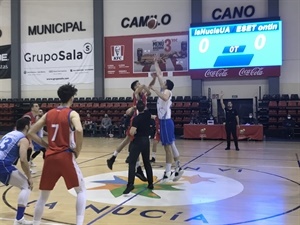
[0,0,299,99]
[279,0,300,95]
[202,0,268,22]
[21,0,94,98]
[104,0,193,98]
[0,0,11,98]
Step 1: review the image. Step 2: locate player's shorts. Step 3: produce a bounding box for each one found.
[33,141,45,152]
[0,161,17,185]
[39,150,82,190]
[159,119,175,145]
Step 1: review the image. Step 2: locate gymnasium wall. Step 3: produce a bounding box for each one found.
[0,0,11,98]
[0,0,299,99]
[279,0,300,95]
[20,0,94,98]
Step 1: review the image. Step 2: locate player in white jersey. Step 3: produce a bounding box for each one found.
[150,59,184,182]
[0,118,33,225]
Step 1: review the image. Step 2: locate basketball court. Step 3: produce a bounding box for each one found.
[0,137,299,225]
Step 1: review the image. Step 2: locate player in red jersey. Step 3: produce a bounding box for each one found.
[106,77,156,179]
[18,103,40,173]
[28,83,86,225]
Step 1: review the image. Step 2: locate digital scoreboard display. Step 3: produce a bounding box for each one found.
[189,19,282,69]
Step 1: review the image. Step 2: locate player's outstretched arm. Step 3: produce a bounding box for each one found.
[70,111,83,158]
[220,91,225,110]
[154,59,165,89]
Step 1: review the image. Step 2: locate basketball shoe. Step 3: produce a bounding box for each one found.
[173,167,184,182]
[123,184,134,195]
[135,166,148,182]
[106,155,116,170]
[14,217,33,225]
[161,171,172,183]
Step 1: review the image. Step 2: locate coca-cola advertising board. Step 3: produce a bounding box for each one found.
[190,66,280,80]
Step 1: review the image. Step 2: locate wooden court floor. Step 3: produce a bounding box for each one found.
[0,137,299,225]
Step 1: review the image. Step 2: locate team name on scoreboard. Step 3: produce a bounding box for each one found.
[192,22,280,36]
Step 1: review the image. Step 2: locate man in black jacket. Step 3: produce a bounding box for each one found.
[220,92,240,151]
[123,100,153,194]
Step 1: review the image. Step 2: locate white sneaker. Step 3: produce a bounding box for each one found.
[161,171,172,183]
[173,167,184,182]
[14,217,33,225]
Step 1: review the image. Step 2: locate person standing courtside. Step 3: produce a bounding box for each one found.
[0,118,33,225]
[28,83,86,225]
[220,92,240,151]
[123,100,154,194]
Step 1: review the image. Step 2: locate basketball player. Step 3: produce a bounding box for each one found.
[150,115,160,163]
[0,118,33,225]
[23,103,39,158]
[29,109,47,165]
[150,59,184,182]
[106,77,156,180]
[27,83,86,225]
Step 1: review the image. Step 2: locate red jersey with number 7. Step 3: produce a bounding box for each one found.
[45,107,75,157]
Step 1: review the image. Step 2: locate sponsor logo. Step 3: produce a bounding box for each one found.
[239,67,264,76]
[212,5,255,20]
[23,42,93,64]
[204,69,228,78]
[121,14,171,28]
[0,53,8,62]
[68,170,244,206]
[111,45,125,61]
[28,21,86,36]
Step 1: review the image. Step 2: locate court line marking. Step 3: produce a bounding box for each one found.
[296,153,300,168]
[0,217,64,224]
[87,141,300,225]
[86,141,224,225]
[1,152,113,225]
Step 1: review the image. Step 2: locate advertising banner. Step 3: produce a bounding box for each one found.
[21,38,94,85]
[105,32,188,78]
[0,45,11,79]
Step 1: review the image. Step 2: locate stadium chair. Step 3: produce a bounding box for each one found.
[277,101,287,108]
[281,94,289,100]
[291,94,299,100]
[287,101,297,107]
[262,94,271,100]
[184,96,191,101]
[268,101,277,107]
[118,97,125,102]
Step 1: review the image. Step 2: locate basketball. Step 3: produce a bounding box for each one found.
[147,18,158,29]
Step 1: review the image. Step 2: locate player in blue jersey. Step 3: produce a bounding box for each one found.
[0,118,34,225]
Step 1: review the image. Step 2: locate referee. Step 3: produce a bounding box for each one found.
[220,92,240,151]
[123,100,153,194]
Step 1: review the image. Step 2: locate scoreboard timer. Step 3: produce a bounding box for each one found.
[189,20,282,69]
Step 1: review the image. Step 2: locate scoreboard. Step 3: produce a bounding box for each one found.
[189,19,282,69]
